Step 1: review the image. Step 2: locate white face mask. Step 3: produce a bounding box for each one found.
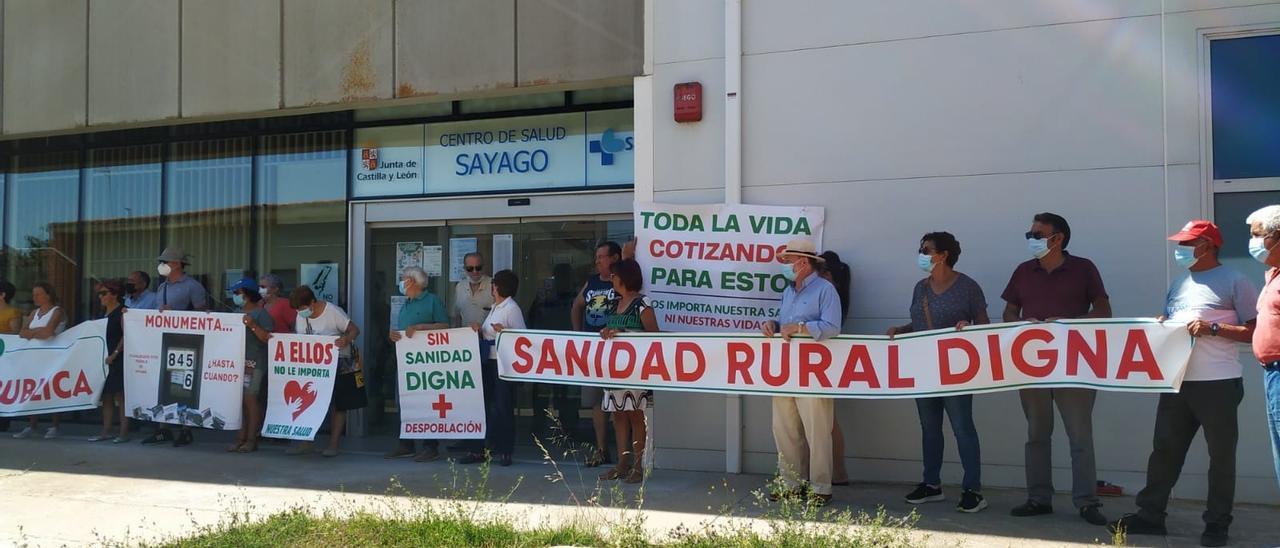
[258,287,269,297]
[157,263,173,277]
[1027,237,1050,260]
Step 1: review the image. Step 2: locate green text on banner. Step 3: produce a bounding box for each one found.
[123,310,245,429]
[395,327,485,439]
[0,320,108,417]
[498,320,1193,398]
[262,334,339,441]
[634,202,824,333]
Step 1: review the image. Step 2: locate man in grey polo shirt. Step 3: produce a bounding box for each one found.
[141,247,208,448]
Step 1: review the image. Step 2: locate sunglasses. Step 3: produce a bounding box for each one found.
[918,247,936,255]
[97,290,109,296]
[1024,231,1056,240]
[465,266,483,272]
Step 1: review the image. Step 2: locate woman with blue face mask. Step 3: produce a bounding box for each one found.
[887,232,991,513]
[229,277,274,453]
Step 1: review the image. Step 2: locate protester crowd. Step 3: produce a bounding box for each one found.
[4,205,1280,548]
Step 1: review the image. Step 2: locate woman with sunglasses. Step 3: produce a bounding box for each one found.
[90,279,130,443]
[887,232,989,513]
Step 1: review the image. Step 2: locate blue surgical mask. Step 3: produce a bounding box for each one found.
[397,280,407,295]
[297,308,313,319]
[1249,236,1272,264]
[780,262,798,282]
[232,294,245,307]
[917,253,936,274]
[1173,246,1198,268]
[1027,237,1050,259]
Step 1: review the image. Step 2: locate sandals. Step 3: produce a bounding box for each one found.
[585,448,609,468]
[227,441,246,452]
[237,441,258,453]
[599,466,631,481]
[623,467,644,484]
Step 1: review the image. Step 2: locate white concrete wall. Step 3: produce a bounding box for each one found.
[643,0,1280,504]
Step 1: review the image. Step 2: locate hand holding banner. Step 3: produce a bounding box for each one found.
[0,320,107,417]
[395,327,485,439]
[262,334,338,441]
[123,310,245,429]
[497,320,1193,398]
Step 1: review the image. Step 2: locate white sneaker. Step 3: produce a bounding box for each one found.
[12,426,33,439]
[43,427,59,439]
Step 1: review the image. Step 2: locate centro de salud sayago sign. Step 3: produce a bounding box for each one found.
[352,109,633,198]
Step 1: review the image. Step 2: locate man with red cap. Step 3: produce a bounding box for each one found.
[1109,220,1257,547]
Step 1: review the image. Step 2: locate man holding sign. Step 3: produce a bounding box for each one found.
[1002,213,1112,526]
[387,266,449,462]
[1109,221,1257,546]
[762,239,842,507]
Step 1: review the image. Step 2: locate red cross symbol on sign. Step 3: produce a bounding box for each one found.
[431,394,453,418]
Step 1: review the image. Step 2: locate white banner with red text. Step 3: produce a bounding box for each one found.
[0,320,108,417]
[123,310,245,429]
[262,334,339,441]
[395,328,485,439]
[497,320,1193,398]
[634,202,824,333]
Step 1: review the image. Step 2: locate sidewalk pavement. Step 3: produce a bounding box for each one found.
[0,424,1276,547]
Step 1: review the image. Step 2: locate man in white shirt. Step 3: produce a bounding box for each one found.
[453,252,494,329]
[1108,221,1257,547]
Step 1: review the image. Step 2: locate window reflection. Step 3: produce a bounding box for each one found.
[84,145,163,317]
[5,151,80,313]
[256,131,347,303]
[165,138,252,309]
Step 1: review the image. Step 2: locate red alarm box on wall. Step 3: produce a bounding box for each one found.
[674,82,702,123]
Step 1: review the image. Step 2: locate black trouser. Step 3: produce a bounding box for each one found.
[1136,378,1242,528]
[481,358,516,455]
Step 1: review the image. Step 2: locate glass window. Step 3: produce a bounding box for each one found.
[354,101,452,122]
[1215,191,1280,287]
[459,91,566,114]
[84,144,163,316]
[257,130,348,304]
[165,138,253,310]
[1211,34,1280,180]
[572,86,633,105]
[5,151,81,316]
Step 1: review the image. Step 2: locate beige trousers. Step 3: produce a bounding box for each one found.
[771,396,834,495]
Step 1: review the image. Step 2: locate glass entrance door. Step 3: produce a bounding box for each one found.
[365,217,633,450]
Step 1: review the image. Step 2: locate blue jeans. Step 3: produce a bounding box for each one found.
[916,395,982,491]
[1265,368,1280,490]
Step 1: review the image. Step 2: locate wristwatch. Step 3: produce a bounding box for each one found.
[1210,322,1221,336]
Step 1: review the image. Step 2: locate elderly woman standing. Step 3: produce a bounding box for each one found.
[598,259,658,484]
[90,279,130,443]
[288,286,362,457]
[13,282,68,439]
[887,232,989,513]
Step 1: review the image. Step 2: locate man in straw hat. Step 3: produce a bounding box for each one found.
[762,238,843,506]
[140,246,209,448]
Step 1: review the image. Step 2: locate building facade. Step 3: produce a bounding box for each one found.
[3,0,1279,506]
[639,1,1280,504]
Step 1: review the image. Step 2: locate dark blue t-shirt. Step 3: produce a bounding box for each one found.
[909,273,987,331]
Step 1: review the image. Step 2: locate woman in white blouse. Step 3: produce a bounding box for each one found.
[464,269,524,467]
[13,282,67,439]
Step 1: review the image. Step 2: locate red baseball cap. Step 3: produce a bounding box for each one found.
[1168,220,1223,247]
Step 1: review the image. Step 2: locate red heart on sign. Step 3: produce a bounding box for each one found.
[283,380,318,421]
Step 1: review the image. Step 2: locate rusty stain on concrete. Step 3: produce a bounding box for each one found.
[341,38,377,102]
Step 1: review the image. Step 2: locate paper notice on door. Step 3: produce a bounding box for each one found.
[493,234,513,273]
[390,295,407,331]
[396,242,424,277]
[449,238,477,282]
[423,245,443,278]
